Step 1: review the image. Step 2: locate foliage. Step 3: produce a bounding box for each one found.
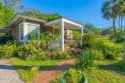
[10,57,59,82]
[76,49,96,69]
[64,68,83,83]
[25,53,40,61]
[72,30,81,40]
[84,22,102,35]
[40,31,52,49]
[83,33,123,59]
[0,41,16,58]
[82,33,96,49]
[51,51,70,60]
[0,2,15,27]
[116,28,124,43]
[0,34,13,44]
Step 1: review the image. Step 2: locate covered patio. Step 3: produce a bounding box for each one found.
[45,17,83,51]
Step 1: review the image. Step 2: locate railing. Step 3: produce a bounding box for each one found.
[48,40,82,50]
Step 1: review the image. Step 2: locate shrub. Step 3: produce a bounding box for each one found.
[25,43,37,54]
[37,51,47,60]
[83,35,123,60]
[15,44,26,57]
[0,34,13,44]
[51,51,58,60]
[72,30,81,40]
[0,41,17,58]
[76,49,96,69]
[83,33,96,49]
[64,68,83,83]
[57,51,70,60]
[25,53,40,61]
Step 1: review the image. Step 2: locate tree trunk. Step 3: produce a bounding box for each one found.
[123,31,125,63]
[120,17,123,37]
[113,18,116,38]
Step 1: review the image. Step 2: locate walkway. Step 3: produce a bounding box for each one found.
[0,59,24,83]
[33,59,75,83]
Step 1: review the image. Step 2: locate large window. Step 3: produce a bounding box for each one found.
[27,24,40,41]
[19,23,24,41]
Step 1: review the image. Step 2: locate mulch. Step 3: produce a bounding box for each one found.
[33,59,75,83]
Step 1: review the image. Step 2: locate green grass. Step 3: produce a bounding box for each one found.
[84,59,125,83]
[10,57,59,82]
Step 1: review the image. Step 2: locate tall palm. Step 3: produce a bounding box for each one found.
[118,0,125,62]
[101,0,119,38]
[117,0,125,36]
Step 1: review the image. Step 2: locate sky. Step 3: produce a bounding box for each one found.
[21,0,112,28]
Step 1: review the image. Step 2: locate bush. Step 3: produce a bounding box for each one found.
[25,53,40,61]
[0,34,13,44]
[50,68,84,83]
[0,41,16,58]
[64,68,83,83]
[83,34,123,60]
[83,33,96,49]
[37,51,48,60]
[76,49,96,69]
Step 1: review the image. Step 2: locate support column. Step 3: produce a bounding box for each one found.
[23,22,27,45]
[81,26,83,47]
[60,19,64,51]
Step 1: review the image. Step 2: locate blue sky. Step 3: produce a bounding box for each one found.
[21,0,112,28]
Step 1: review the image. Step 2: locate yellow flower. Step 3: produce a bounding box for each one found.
[31,67,38,71]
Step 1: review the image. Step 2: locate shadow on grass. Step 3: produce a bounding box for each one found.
[98,61,125,76]
[0,63,74,71]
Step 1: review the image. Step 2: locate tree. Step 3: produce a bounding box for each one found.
[117,0,125,36]
[0,2,15,27]
[0,0,23,12]
[101,0,120,38]
[84,22,102,35]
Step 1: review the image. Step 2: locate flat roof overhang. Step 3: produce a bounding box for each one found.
[45,17,83,29]
[7,14,46,28]
[0,28,11,33]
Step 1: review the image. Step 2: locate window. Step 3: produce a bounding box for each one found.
[27,24,40,41]
[19,24,24,41]
[67,30,73,39]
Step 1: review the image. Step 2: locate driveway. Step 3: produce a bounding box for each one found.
[0,59,24,83]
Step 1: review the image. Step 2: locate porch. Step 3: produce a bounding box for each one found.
[45,17,83,51]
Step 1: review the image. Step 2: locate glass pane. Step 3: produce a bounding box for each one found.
[19,24,24,41]
[27,24,40,41]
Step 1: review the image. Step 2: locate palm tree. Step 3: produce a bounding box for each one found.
[117,0,125,62]
[117,0,125,36]
[101,0,119,38]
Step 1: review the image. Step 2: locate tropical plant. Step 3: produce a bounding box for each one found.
[101,0,120,38]
[76,49,96,69]
[82,33,96,49]
[40,31,52,49]
[72,30,81,40]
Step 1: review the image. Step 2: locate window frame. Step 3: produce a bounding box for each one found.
[19,22,24,42]
[26,22,40,42]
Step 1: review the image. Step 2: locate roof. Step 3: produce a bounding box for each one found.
[7,14,83,28]
[0,28,11,33]
[45,17,83,28]
[7,14,46,28]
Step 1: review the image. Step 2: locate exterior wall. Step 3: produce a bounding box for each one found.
[9,19,45,43]
[10,25,19,42]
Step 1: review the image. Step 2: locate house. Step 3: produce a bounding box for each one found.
[0,14,83,51]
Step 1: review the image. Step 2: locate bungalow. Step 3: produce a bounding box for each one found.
[0,14,83,51]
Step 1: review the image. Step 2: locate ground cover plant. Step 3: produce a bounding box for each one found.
[10,57,59,82]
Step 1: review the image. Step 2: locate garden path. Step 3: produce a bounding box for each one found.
[33,59,75,83]
[0,59,24,83]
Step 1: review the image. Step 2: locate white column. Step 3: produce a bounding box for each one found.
[23,22,27,44]
[60,19,65,51]
[81,26,83,47]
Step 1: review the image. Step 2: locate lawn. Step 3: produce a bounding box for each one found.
[10,57,59,82]
[84,59,125,83]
